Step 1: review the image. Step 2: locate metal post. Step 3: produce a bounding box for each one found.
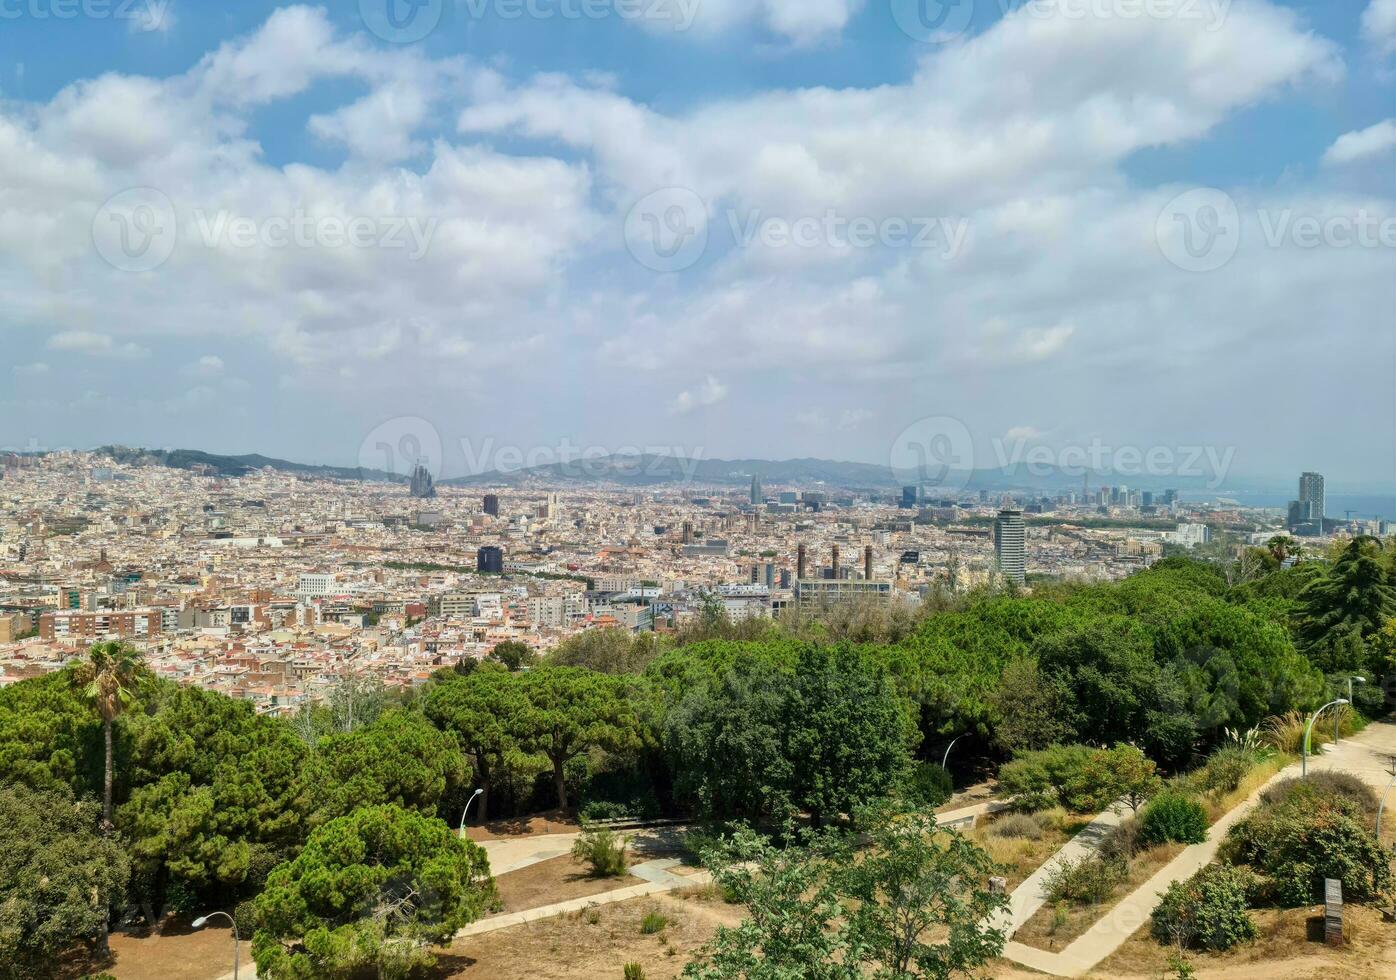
[191,912,239,980]
[942,734,965,772]
[1303,699,1348,778]
[458,787,484,838]
[1376,756,1396,841]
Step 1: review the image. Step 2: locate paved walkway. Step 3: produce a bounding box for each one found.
[999,720,1396,978]
[988,803,1127,937]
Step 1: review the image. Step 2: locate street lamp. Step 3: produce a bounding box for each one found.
[458,787,484,838]
[191,911,239,980]
[1302,699,1348,778]
[942,734,966,772]
[1336,677,1366,745]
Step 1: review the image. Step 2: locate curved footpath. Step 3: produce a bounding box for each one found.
[999,719,1396,978]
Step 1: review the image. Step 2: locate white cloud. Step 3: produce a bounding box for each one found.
[669,375,728,414]
[182,355,225,377]
[1364,0,1396,56]
[12,362,50,377]
[47,331,149,359]
[1005,426,1044,442]
[1323,119,1396,166]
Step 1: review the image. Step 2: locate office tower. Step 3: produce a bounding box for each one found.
[409,464,436,499]
[797,543,807,580]
[779,569,792,589]
[901,485,918,509]
[993,509,1026,585]
[681,521,694,544]
[1142,491,1154,508]
[1287,499,1304,529]
[750,473,762,505]
[1162,488,1178,506]
[476,546,504,574]
[1299,472,1325,523]
[831,544,841,579]
[482,493,499,516]
[544,492,560,520]
[864,545,873,580]
[749,512,759,533]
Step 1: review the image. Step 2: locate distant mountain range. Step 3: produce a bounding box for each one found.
[85,445,1247,495]
[95,446,405,483]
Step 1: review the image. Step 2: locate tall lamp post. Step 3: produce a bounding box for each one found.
[1376,755,1396,841]
[1337,677,1367,745]
[1302,699,1348,778]
[191,911,239,980]
[942,734,966,772]
[458,787,484,839]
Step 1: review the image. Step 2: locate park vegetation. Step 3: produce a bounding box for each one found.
[0,540,1393,976]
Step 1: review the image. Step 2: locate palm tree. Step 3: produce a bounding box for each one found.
[70,641,144,829]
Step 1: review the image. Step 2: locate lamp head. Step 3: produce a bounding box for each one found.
[1336,698,1350,705]
[1354,676,1367,684]
[191,916,208,929]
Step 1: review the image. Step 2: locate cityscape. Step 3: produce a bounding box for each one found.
[2,1,1395,980]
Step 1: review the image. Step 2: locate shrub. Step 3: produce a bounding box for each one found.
[1140,791,1207,846]
[986,813,1043,840]
[903,761,954,808]
[232,899,259,937]
[1225,778,1393,905]
[1043,855,1127,905]
[999,745,1095,813]
[1152,864,1257,951]
[640,910,669,935]
[1099,816,1143,862]
[572,828,630,878]
[623,965,646,980]
[999,744,1158,814]
[1261,773,1376,815]
[1190,746,1257,796]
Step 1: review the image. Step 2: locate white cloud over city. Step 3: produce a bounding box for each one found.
[0,1,1391,484]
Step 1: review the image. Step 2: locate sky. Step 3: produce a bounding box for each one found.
[0,0,1393,490]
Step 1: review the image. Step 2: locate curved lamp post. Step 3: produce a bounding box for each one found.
[191,911,239,980]
[458,787,484,838]
[1376,756,1396,841]
[1337,677,1366,745]
[1302,699,1348,778]
[942,734,966,772]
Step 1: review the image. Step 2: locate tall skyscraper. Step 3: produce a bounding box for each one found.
[750,473,762,505]
[993,509,1026,585]
[900,485,918,509]
[1299,472,1325,522]
[477,546,504,574]
[482,493,499,516]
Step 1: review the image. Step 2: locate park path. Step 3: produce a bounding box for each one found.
[998,719,1396,978]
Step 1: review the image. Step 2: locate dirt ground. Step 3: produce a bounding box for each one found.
[466,809,582,842]
[494,854,645,913]
[439,890,742,979]
[103,920,253,980]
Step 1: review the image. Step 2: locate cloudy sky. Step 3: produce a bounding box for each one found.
[0,0,1392,488]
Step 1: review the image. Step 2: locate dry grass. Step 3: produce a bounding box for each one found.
[968,810,1080,891]
[493,854,645,913]
[438,892,742,979]
[1013,841,1183,951]
[1093,902,1396,980]
[1200,752,1291,823]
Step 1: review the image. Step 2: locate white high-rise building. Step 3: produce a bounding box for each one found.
[993,509,1026,585]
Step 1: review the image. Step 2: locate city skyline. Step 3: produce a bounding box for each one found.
[0,1,1392,485]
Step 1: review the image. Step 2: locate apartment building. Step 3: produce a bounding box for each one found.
[40,608,162,641]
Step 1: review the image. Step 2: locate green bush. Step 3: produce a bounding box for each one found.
[1043,855,1127,905]
[999,745,1095,812]
[985,813,1043,840]
[640,910,669,935]
[1261,773,1376,815]
[623,965,646,980]
[1099,816,1143,861]
[1140,791,1207,846]
[903,760,954,808]
[1225,778,1393,905]
[1189,747,1257,795]
[571,828,630,878]
[999,743,1158,814]
[1151,864,1257,951]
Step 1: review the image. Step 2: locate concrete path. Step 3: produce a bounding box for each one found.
[999,719,1396,978]
[988,803,1127,937]
[453,858,710,939]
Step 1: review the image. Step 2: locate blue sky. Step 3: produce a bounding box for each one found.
[1,0,1393,490]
